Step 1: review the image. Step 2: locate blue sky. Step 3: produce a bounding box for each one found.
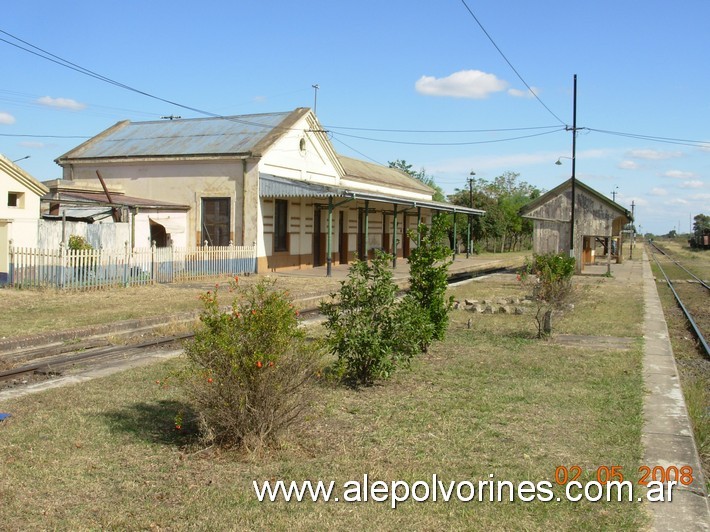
[2,0,708,235]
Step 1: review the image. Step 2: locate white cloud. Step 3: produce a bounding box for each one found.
[507,87,539,98]
[663,170,697,179]
[415,70,508,99]
[689,193,710,201]
[618,160,639,170]
[0,112,16,124]
[37,96,86,111]
[253,95,267,103]
[650,187,668,196]
[668,198,689,205]
[18,141,46,149]
[627,148,683,160]
[679,180,704,189]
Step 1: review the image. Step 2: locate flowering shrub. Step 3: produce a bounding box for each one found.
[181,278,322,449]
[320,252,431,385]
[518,253,576,338]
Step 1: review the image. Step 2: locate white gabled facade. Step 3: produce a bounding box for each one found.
[0,154,48,282]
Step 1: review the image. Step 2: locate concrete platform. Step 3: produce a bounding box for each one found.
[273,252,525,281]
[640,250,710,530]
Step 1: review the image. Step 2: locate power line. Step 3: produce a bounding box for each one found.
[0,133,89,139]
[329,127,566,146]
[329,135,386,166]
[0,29,302,133]
[324,124,561,134]
[588,128,710,149]
[457,0,566,126]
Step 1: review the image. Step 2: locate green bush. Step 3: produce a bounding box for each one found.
[181,278,322,449]
[67,234,93,251]
[407,216,454,342]
[320,252,431,385]
[518,252,576,338]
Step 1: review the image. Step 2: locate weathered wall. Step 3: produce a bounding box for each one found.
[64,160,243,247]
[525,186,628,271]
[38,219,131,250]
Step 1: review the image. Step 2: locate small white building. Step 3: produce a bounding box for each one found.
[0,154,48,283]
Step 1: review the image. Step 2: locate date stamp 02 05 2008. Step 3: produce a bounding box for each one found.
[555,465,695,487]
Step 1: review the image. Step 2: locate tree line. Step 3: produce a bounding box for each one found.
[389,160,541,254]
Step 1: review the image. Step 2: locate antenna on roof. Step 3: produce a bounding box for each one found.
[311,84,319,115]
[161,115,181,120]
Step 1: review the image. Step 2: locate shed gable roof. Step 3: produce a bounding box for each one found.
[56,109,310,162]
[520,178,631,220]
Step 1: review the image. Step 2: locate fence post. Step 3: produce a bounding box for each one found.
[204,240,209,277]
[123,241,129,287]
[8,239,14,286]
[151,241,157,284]
[59,241,66,290]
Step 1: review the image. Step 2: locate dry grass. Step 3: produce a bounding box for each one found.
[0,274,343,340]
[0,272,647,530]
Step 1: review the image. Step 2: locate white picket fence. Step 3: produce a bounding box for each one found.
[8,243,257,290]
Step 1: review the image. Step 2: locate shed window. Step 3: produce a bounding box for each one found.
[274,199,288,252]
[201,197,231,246]
[8,192,23,208]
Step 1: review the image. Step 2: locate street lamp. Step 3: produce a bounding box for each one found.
[466,171,475,258]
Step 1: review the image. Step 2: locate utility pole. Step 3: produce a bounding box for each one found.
[611,186,619,202]
[466,171,475,258]
[568,74,578,261]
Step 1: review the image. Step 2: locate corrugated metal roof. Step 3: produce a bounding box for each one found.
[260,174,345,198]
[338,155,435,195]
[259,175,485,215]
[43,207,114,222]
[46,191,190,210]
[57,111,303,160]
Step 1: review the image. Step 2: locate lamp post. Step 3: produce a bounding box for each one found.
[466,171,475,258]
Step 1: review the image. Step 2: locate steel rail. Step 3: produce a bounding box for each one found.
[649,246,710,357]
[650,242,710,291]
[0,333,192,383]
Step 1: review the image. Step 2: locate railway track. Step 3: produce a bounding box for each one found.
[0,265,509,391]
[0,333,193,384]
[648,241,710,357]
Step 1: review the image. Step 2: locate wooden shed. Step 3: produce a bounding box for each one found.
[519,178,632,273]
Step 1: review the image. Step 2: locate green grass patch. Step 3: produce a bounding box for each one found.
[0,272,647,529]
